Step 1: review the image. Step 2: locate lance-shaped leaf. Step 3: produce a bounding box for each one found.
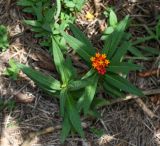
[102,16,129,59]
[17,0,33,6]
[81,69,95,79]
[103,82,125,98]
[17,63,61,91]
[70,23,96,56]
[109,9,118,27]
[108,62,142,74]
[62,31,92,63]
[128,46,144,57]
[111,41,131,63]
[78,73,99,114]
[24,20,41,27]
[68,78,92,91]
[60,112,71,143]
[51,36,70,83]
[60,88,68,117]
[66,97,84,138]
[105,74,143,96]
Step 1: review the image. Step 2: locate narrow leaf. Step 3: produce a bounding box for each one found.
[70,23,96,56]
[111,41,131,63]
[109,9,118,27]
[128,46,144,57]
[78,74,99,114]
[60,88,68,117]
[103,82,125,98]
[62,32,92,63]
[68,78,91,91]
[108,62,142,74]
[17,63,61,91]
[60,113,71,143]
[51,36,70,83]
[24,20,41,27]
[103,16,129,59]
[105,74,143,96]
[67,97,84,138]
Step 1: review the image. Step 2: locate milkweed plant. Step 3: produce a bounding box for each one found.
[7,15,143,142]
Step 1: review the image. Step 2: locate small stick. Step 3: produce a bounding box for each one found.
[138,68,160,78]
[135,98,156,118]
[21,122,89,146]
[104,89,160,106]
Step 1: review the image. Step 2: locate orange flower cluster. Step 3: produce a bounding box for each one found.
[90,53,110,75]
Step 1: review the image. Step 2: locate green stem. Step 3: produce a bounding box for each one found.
[54,0,61,21]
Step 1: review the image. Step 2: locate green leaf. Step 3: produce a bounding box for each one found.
[4,59,20,80]
[105,74,143,96]
[103,26,114,35]
[65,1,75,8]
[60,112,71,143]
[132,36,156,45]
[22,7,34,13]
[81,69,95,79]
[128,46,144,57]
[44,7,56,23]
[103,82,125,98]
[78,73,99,115]
[137,46,160,55]
[109,9,118,27]
[68,78,91,91]
[65,56,77,79]
[91,98,109,109]
[111,41,131,63]
[0,25,9,51]
[17,0,33,6]
[66,97,84,138]
[62,32,92,63]
[17,63,61,91]
[24,20,41,27]
[51,36,70,83]
[54,0,61,20]
[60,88,68,117]
[103,16,129,59]
[70,24,96,56]
[108,62,142,74]
[33,2,43,21]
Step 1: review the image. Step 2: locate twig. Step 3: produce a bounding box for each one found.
[135,98,156,118]
[103,89,160,106]
[21,122,90,146]
[138,68,160,78]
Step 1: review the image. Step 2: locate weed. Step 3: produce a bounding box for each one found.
[0,25,9,52]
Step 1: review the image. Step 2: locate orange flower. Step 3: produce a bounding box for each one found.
[90,53,110,75]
